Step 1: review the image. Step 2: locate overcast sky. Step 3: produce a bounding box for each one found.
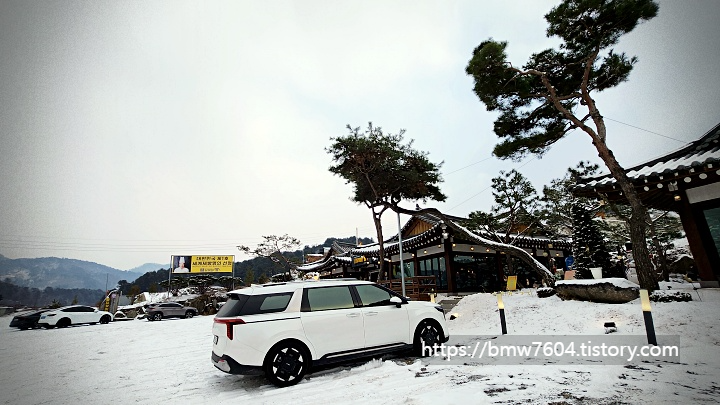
[1,0,718,270]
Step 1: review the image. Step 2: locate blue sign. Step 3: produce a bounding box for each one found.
[565,256,575,269]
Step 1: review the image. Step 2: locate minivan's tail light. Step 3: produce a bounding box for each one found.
[214,318,245,340]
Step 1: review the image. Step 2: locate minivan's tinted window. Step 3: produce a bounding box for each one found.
[355,284,394,306]
[258,294,293,312]
[215,294,250,317]
[216,293,293,317]
[305,286,355,311]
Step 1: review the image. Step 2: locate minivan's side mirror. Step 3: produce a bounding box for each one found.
[389,296,403,308]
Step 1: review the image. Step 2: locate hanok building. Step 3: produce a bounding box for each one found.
[298,213,572,295]
[573,122,720,287]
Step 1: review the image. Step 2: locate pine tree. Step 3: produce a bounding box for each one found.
[245,269,255,287]
[572,202,612,279]
[327,123,446,280]
[465,0,660,291]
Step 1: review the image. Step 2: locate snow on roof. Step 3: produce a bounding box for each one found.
[576,122,720,189]
[298,214,567,278]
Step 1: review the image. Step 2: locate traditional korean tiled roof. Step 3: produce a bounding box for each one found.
[354,226,444,256]
[297,213,571,272]
[573,122,720,210]
[332,241,356,254]
[298,253,352,272]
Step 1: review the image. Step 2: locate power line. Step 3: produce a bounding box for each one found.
[448,184,494,212]
[0,227,383,254]
[443,156,494,176]
[0,240,241,253]
[448,156,538,212]
[604,117,686,143]
[443,118,684,180]
[442,117,685,212]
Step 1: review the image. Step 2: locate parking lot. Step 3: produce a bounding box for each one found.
[2,288,719,404]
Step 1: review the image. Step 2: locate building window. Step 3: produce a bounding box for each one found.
[417,257,446,289]
[703,206,720,258]
[453,254,498,292]
[392,261,414,279]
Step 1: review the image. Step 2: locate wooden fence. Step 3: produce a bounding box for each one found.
[377,276,436,301]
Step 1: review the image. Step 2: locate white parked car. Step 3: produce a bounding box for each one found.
[38,305,114,328]
[211,279,449,387]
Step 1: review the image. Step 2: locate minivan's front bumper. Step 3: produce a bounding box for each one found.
[211,352,263,375]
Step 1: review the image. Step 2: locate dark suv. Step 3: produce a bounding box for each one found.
[144,302,198,321]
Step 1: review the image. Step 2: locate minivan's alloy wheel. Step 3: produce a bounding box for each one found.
[185,311,194,319]
[264,342,309,387]
[415,321,441,356]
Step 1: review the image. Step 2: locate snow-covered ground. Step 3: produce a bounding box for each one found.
[1,282,718,404]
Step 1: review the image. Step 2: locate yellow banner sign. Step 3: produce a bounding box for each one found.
[506,275,517,291]
[173,255,235,273]
[352,255,368,267]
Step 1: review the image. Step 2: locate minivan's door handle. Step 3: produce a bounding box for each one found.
[365,311,378,316]
[346,313,360,318]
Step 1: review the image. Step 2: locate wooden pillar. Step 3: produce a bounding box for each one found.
[443,237,455,294]
[412,249,419,278]
[678,197,719,286]
[496,251,505,291]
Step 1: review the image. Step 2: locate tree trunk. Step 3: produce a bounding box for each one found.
[373,210,386,281]
[504,254,514,276]
[592,139,659,291]
[647,223,670,281]
[646,214,671,281]
[543,55,658,291]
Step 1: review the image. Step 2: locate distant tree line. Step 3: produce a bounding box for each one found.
[116,236,375,296]
[0,236,375,308]
[0,280,104,308]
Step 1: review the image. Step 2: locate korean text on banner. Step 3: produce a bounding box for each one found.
[190,256,234,273]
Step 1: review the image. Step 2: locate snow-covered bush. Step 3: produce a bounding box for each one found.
[537,287,556,298]
[650,290,692,302]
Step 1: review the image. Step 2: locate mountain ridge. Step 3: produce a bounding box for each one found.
[0,236,374,291]
[0,255,149,291]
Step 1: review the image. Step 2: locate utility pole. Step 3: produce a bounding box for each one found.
[397,212,406,297]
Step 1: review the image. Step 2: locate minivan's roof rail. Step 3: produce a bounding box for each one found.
[311,278,358,281]
[248,278,360,288]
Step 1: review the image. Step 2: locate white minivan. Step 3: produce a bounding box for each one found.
[211,279,449,386]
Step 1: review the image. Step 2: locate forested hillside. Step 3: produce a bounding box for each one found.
[0,280,105,307]
[0,254,144,290]
[117,236,374,294]
[0,236,374,306]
